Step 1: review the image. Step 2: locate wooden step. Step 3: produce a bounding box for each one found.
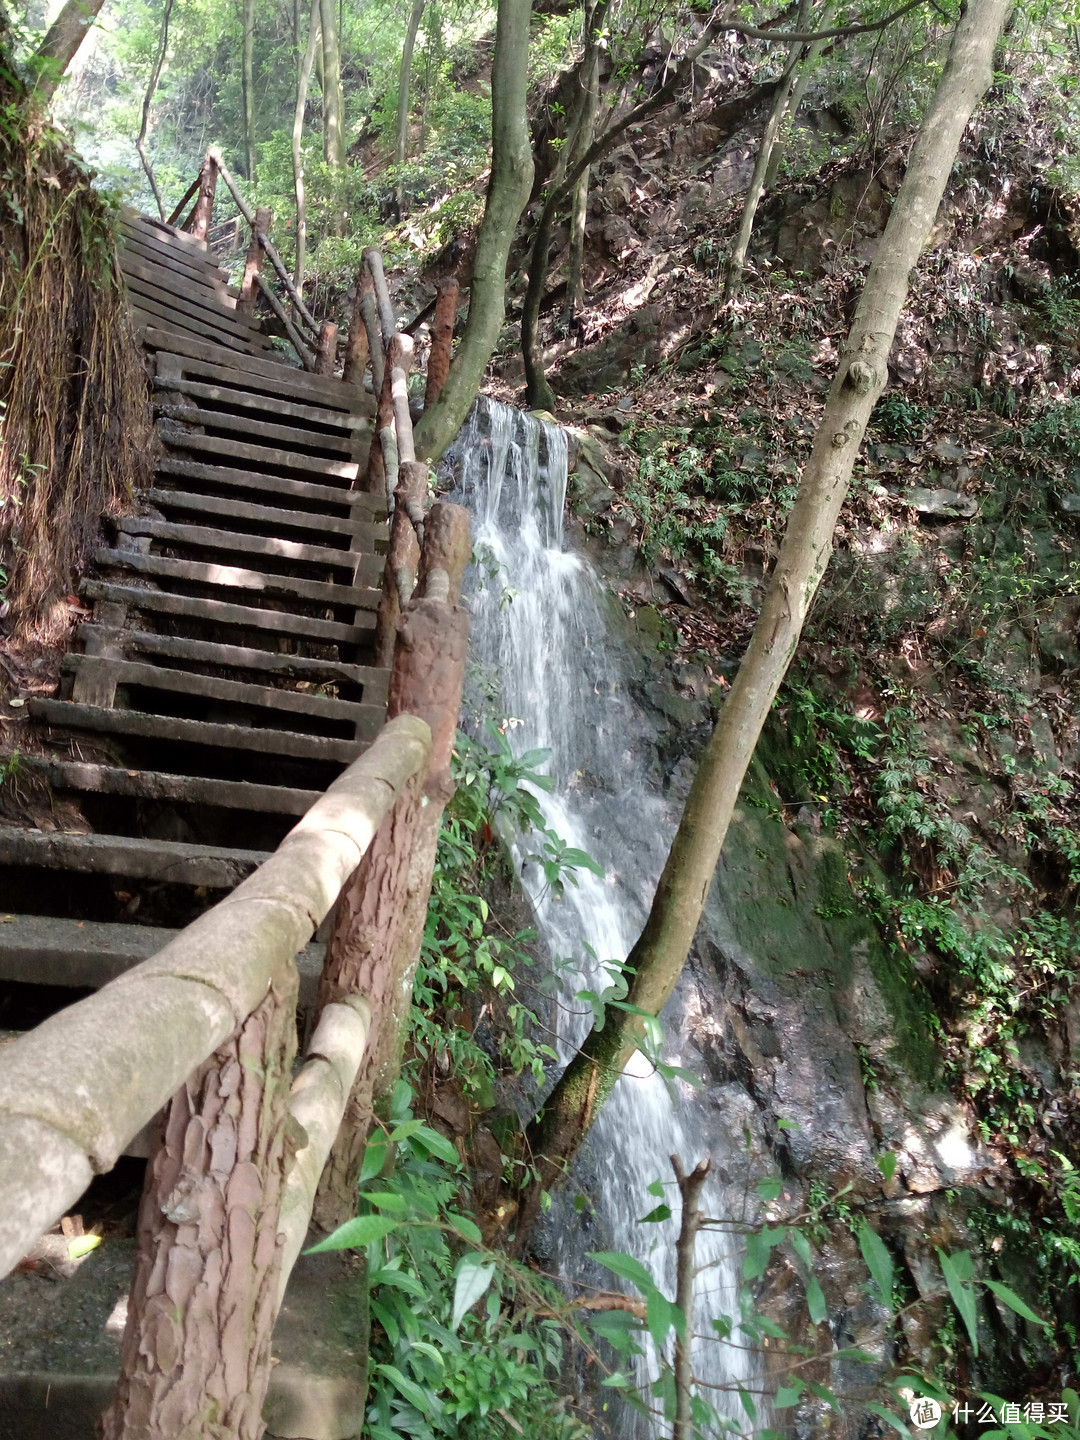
[154,402,361,456]
[94,548,383,608]
[152,374,370,431]
[0,826,269,885]
[0,914,326,999]
[30,700,365,764]
[14,756,321,816]
[116,517,365,573]
[120,250,236,309]
[80,581,376,644]
[62,654,385,732]
[156,427,361,482]
[139,328,364,409]
[154,457,385,516]
[147,489,386,544]
[126,211,212,253]
[125,272,258,341]
[154,352,371,420]
[75,625,388,693]
[120,217,229,280]
[130,296,270,358]
[119,233,238,300]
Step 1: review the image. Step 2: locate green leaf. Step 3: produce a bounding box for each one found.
[983,1278,1045,1327]
[589,1309,642,1353]
[789,1228,813,1269]
[638,1204,672,1224]
[587,1249,656,1296]
[600,1371,633,1388]
[369,1267,426,1299]
[409,1125,460,1166]
[776,1117,800,1131]
[446,1211,483,1245]
[805,1276,827,1325]
[857,1221,894,1306]
[374,1363,442,1417]
[451,1255,496,1332]
[775,1377,804,1408]
[863,1401,912,1436]
[738,1387,758,1423]
[407,1340,446,1370]
[646,1289,685,1349]
[877,1152,898,1183]
[363,1192,409,1213]
[647,1178,665,1197]
[359,1136,389,1183]
[938,1248,979,1356]
[757,1177,783,1201]
[307,1214,399,1252]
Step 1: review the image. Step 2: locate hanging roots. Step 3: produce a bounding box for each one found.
[0,82,153,641]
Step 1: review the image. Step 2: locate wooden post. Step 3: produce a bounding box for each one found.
[315,320,338,376]
[100,965,299,1440]
[314,503,471,1232]
[373,459,425,668]
[189,150,219,242]
[366,333,412,496]
[237,206,271,319]
[342,273,371,388]
[423,276,458,411]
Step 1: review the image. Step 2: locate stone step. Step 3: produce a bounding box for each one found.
[0,827,269,886]
[80,581,375,645]
[12,757,321,816]
[29,701,364,765]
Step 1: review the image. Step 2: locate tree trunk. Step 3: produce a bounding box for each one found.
[563,4,602,328]
[314,504,471,1231]
[135,0,174,222]
[724,2,812,303]
[242,0,257,183]
[519,0,1012,1232]
[394,0,426,214]
[320,0,346,233]
[671,1156,710,1440]
[100,970,299,1440]
[423,275,459,410]
[292,0,321,288]
[412,0,534,463]
[31,0,107,100]
[763,5,834,190]
[237,205,270,319]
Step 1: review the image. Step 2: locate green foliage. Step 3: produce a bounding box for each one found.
[871,393,935,442]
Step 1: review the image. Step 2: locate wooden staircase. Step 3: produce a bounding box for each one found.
[0,210,388,1016]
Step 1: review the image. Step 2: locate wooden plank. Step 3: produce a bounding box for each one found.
[0,826,269,885]
[120,236,238,301]
[126,284,271,353]
[155,428,361,481]
[123,266,254,336]
[80,580,376,642]
[118,247,235,306]
[14,756,321,816]
[125,211,212,255]
[120,218,227,281]
[62,655,385,731]
[30,698,368,762]
[154,457,386,516]
[152,374,370,430]
[140,328,363,408]
[116,516,375,575]
[131,300,266,360]
[73,625,390,694]
[94,548,383,609]
[147,488,386,544]
[153,402,359,455]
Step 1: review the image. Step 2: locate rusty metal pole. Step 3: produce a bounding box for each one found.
[237,206,271,320]
[315,321,339,376]
[189,150,219,242]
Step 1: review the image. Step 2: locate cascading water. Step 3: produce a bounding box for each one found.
[448,398,759,1435]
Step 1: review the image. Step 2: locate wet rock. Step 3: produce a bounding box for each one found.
[902,486,979,518]
[1055,492,1080,516]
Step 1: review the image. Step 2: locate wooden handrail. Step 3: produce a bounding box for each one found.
[0,714,431,1282]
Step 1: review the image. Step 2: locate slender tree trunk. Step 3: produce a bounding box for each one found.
[724,3,812,303]
[135,0,174,222]
[242,0,257,182]
[394,0,426,214]
[518,0,1012,1234]
[671,1156,710,1440]
[30,0,106,100]
[763,5,834,189]
[320,0,346,233]
[292,0,321,288]
[562,2,602,329]
[412,0,534,463]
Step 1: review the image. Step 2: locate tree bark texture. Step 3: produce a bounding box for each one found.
[31,0,107,99]
[237,206,270,319]
[291,0,321,288]
[724,2,811,303]
[314,503,471,1231]
[135,0,173,222]
[319,0,346,232]
[100,969,299,1440]
[374,459,425,666]
[521,0,1012,1221]
[763,5,834,190]
[343,271,371,386]
[394,0,426,211]
[412,0,534,463]
[423,276,459,410]
[242,0,257,182]
[563,2,603,326]
[672,1156,710,1440]
[190,151,218,240]
[315,319,338,375]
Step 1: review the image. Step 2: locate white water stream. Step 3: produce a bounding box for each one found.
[448,398,758,1436]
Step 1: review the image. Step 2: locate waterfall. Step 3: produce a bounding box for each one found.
[448,398,759,1435]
